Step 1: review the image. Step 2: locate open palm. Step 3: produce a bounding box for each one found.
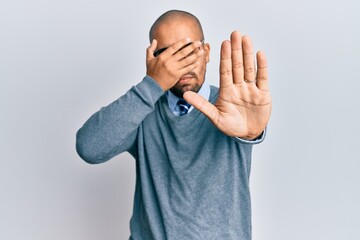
[184,31,272,139]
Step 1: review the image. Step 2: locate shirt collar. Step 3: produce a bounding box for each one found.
[166,82,210,114]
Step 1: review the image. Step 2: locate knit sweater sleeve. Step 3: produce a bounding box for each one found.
[235,128,267,145]
[76,76,164,164]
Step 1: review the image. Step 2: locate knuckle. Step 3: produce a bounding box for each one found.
[244,51,254,56]
[256,75,267,81]
[245,67,255,73]
[220,69,232,76]
[232,61,243,69]
[258,65,268,69]
[162,60,171,69]
[159,55,169,64]
[157,54,164,62]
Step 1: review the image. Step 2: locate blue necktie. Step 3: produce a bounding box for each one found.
[177,99,191,116]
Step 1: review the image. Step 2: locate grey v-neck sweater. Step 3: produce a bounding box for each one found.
[76,76,264,240]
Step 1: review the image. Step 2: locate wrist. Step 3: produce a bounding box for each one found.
[146,75,165,91]
[240,129,264,140]
[146,74,172,92]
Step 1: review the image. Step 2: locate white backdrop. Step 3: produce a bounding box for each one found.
[1,0,359,239]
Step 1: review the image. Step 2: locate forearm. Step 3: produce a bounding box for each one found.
[76,76,164,164]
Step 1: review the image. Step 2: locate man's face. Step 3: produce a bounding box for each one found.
[152,19,210,98]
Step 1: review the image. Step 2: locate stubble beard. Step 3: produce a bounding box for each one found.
[170,71,204,98]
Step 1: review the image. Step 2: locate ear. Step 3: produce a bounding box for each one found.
[203,43,210,63]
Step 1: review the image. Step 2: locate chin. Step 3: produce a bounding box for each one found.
[171,84,200,98]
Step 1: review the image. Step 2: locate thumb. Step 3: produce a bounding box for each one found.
[183,91,219,123]
[146,39,157,60]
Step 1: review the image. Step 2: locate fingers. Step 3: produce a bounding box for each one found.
[162,38,191,58]
[183,91,219,124]
[172,40,203,61]
[256,51,269,90]
[230,31,244,84]
[178,60,200,76]
[157,38,203,71]
[146,39,157,60]
[221,32,261,88]
[178,47,203,68]
[146,38,203,91]
[242,35,256,83]
[219,40,233,90]
[173,41,203,74]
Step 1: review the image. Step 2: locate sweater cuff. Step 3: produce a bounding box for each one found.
[235,128,267,145]
[134,76,165,104]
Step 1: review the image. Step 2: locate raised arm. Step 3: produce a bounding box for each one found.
[75,76,163,164]
[184,31,272,140]
[76,38,203,163]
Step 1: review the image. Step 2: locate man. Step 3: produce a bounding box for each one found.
[76,9,271,240]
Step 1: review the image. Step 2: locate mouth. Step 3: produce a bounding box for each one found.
[178,74,194,84]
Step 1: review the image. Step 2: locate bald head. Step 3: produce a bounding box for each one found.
[149,10,204,42]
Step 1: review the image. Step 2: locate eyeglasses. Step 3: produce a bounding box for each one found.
[153,40,204,57]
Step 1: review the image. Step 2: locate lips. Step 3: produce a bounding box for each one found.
[179,73,194,80]
[177,76,193,84]
[180,75,192,80]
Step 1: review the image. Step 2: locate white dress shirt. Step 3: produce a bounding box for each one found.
[166,82,210,116]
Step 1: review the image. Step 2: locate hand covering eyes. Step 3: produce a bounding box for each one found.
[153,41,200,57]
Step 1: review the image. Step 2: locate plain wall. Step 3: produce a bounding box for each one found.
[1,0,359,239]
